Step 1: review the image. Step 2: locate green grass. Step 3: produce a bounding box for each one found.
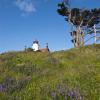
[0,44,100,100]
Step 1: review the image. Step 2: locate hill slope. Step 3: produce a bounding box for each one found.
[0,44,100,100]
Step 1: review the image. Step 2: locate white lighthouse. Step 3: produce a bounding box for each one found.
[32,40,39,51]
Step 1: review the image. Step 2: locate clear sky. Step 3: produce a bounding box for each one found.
[0,0,100,53]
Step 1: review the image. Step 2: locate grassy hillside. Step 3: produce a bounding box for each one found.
[0,44,100,100]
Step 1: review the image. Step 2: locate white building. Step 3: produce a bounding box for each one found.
[32,40,39,51]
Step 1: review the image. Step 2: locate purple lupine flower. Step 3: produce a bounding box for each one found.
[57,84,63,93]
[61,91,65,96]
[0,84,3,92]
[68,91,76,97]
[51,91,56,99]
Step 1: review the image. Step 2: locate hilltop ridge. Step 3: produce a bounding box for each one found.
[0,44,100,100]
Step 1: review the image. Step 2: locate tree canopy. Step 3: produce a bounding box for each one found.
[57,1,100,47]
[57,2,100,27]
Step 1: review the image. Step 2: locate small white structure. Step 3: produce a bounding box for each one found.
[32,40,39,51]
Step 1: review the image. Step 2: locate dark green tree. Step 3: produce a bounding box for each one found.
[57,1,100,47]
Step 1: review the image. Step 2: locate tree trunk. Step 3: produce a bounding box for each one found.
[81,32,85,46]
[75,26,81,47]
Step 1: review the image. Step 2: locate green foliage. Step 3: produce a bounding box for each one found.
[57,2,100,27]
[57,2,100,47]
[0,44,100,100]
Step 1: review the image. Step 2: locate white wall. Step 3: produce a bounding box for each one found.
[32,43,39,51]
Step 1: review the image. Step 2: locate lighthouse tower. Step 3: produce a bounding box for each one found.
[32,40,39,51]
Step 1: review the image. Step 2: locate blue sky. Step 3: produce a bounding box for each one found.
[0,0,100,53]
